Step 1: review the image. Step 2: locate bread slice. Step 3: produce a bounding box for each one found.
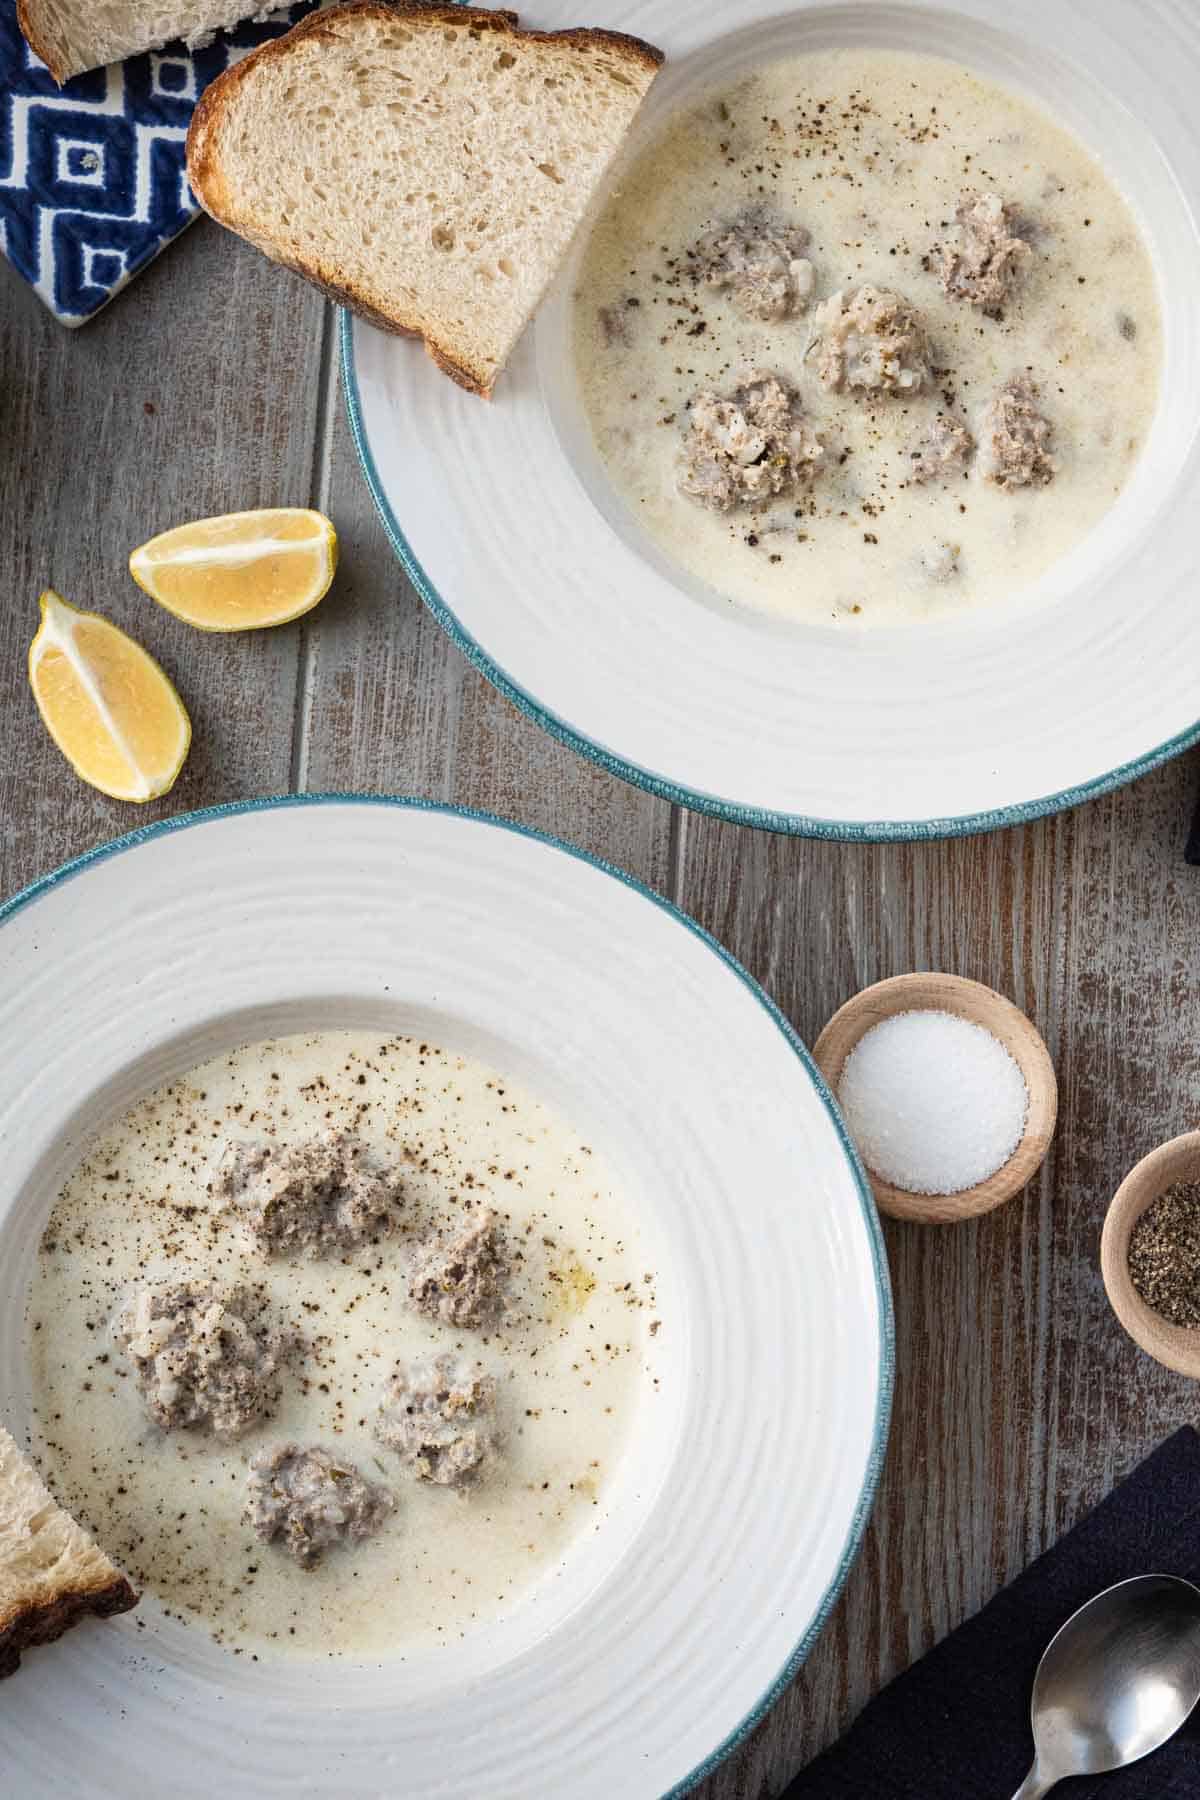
[16,1,269,84]
[0,1426,137,1679]
[187,1,663,394]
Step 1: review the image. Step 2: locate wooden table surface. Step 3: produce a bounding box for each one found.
[4,229,1200,1798]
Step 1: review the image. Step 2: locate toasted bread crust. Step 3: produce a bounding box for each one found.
[0,1571,138,1680]
[180,202,494,392]
[187,0,664,395]
[265,251,492,395]
[14,0,70,83]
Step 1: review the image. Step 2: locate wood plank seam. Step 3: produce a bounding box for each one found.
[290,299,339,794]
[666,803,689,906]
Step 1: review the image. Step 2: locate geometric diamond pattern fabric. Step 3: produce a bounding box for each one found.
[0,2,316,324]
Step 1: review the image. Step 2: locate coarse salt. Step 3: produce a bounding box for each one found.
[836,1009,1028,1196]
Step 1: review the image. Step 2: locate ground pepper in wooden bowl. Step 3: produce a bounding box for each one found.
[1127,1183,1200,1326]
[1101,1133,1200,1378]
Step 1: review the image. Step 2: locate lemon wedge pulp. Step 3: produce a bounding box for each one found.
[28,591,191,803]
[129,507,337,631]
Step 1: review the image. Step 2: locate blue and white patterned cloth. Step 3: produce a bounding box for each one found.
[0,2,316,324]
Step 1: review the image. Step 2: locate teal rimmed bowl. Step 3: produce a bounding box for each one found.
[0,796,891,1798]
[343,0,1200,840]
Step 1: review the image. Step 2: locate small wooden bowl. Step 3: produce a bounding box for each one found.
[1101,1132,1200,1377]
[812,972,1058,1224]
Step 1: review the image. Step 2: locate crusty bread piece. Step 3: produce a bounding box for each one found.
[187,1,663,394]
[16,0,269,84]
[0,1426,137,1680]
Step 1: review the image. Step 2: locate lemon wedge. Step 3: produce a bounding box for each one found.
[28,591,191,803]
[129,508,337,631]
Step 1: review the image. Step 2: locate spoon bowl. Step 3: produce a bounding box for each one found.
[1012,1574,1200,1798]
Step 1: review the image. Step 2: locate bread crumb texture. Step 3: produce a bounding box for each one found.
[17,1,276,83]
[0,1426,136,1679]
[187,2,662,392]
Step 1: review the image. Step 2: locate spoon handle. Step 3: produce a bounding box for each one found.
[1010,1765,1057,1800]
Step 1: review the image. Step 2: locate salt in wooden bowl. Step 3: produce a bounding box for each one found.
[812,972,1058,1225]
[1101,1131,1200,1378]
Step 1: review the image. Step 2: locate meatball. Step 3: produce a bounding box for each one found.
[812,286,930,394]
[938,191,1031,314]
[690,208,816,321]
[112,1282,292,1439]
[907,415,973,484]
[216,1129,400,1258]
[976,376,1057,489]
[679,373,824,513]
[244,1444,394,1568]
[375,1354,500,1488]
[406,1205,510,1329]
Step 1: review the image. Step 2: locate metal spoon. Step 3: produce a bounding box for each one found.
[1011,1574,1200,1797]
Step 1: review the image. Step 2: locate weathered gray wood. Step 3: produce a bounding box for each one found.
[678,749,1200,1797]
[298,388,673,878]
[6,198,1200,1800]
[0,219,326,898]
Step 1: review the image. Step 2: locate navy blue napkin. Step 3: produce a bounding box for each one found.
[0,2,316,324]
[786,1428,1200,1797]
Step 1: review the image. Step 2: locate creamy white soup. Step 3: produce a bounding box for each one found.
[26,1031,657,1661]
[573,48,1162,624]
